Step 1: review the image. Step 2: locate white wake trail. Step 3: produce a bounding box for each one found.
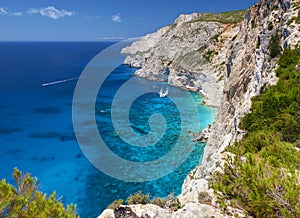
[41,77,79,87]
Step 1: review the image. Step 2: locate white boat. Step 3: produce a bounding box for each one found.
[159,87,169,98]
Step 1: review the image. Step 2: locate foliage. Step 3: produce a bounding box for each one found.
[268,22,274,31]
[251,19,257,29]
[123,192,182,211]
[212,154,300,217]
[0,168,78,218]
[150,193,182,211]
[126,191,150,205]
[150,197,168,208]
[204,50,216,62]
[198,191,212,205]
[287,10,300,25]
[108,199,123,210]
[211,47,300,217]
[256,36,261,49]
[191,10,245,24]
[269,31,281,58]
[212,34,220,42]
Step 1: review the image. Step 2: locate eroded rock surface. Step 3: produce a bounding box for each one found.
[100,0,300,217]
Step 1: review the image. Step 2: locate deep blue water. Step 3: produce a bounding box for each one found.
[0,42,216,217]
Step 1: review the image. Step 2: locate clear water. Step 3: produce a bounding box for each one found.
[0,42,217,217]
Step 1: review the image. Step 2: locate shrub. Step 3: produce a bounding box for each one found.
[191,10,245,24]
[108,199,123,210]
[211,154,300,217]
[198,191,212,204]
[256,36,261,49]
[0,168,78,217]
[151,197,168,208]
[267,22,274,31]
[126,191,150,205]
[124,192,183,211]
[269,31,281,58]
[204,50,215,62]
[211,47,300,217]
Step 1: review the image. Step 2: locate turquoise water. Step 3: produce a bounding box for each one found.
[0,42,216,217]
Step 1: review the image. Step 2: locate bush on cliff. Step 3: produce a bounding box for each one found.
[0,168,78,218]
[211,47,300,217]
[269,31,281,58]
[124,192,182,211]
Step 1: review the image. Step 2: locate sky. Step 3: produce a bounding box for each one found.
[0,0,258,41]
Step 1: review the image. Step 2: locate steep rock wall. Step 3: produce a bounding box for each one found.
[121,13,235,107]
[100,0,300,217]
[182,0,299,212]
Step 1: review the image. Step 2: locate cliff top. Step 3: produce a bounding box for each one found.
[171,9,247,27]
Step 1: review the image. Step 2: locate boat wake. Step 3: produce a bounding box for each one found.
[41,77,79,87]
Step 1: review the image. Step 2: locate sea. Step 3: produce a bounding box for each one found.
[0,41,216,217]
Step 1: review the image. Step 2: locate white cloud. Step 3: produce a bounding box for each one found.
[112,14,122,23]
[96,36,126,41]
[0,7,8,15]
[0,7,22,16]
[27,6,74,20]
[12,12,22,16]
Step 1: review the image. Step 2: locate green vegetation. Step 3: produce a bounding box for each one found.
[108,199,124,210]
[204,49,216,62]
[251,19,257,29]
[0,168,78,218]
[126,191,150,205]
[268,21,274,31]
[198,191,212,205]
[211,47,300,217]
[287,7,300,25]
[124,192,182,211]
[256,36,261,49]
[151,193,182,211]
[269,31,281,58]
[211,34,220,42]
[191,10,245,24]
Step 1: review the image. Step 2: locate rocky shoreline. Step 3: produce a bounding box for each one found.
[121,13,227,108]
[100,0,300,217]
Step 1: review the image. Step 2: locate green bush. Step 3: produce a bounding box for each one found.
[124,192,182,211]
[267,22,274,31]
[211,47,300,217]
[108,199,123,210]
[240,48,300,144]
[191,10,245,24]
[150,197,168,208]
[211,154,300,217]
[269,31,281,58]
[256,36,261,49]
[126,191,150,205]
[0,168,78,218]
[198,191,212,204]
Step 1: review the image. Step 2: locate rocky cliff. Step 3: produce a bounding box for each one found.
[100,0,300,217]
[121,12,238,107]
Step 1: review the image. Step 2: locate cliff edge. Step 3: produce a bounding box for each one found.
[100,0,300,217]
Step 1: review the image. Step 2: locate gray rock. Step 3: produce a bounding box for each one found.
[100,0,300,217]
[121,16,226,107]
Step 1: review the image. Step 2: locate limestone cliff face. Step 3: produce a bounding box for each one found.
[100,0,300,217]
[121,13,231,107]
[182,0,299,214]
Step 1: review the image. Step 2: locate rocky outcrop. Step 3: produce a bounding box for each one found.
[121,13,233,107]
[100,0,300,217]
[182,0,299,215]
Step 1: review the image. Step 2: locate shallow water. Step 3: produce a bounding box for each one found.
[0,42,216,217]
